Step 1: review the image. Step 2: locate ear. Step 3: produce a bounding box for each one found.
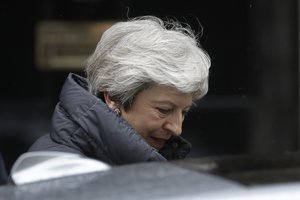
[103,92,118,110]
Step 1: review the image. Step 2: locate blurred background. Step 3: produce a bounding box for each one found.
[0,0,298,172]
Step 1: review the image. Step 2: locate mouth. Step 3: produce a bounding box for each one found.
[149,136,167,150]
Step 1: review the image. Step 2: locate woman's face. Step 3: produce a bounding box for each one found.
[121,85,193,150]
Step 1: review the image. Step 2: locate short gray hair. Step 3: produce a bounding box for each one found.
[85,16,211,108]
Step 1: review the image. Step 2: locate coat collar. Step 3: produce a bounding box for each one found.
[51,73,166,165]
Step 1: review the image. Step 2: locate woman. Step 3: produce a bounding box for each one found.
[29,16,211,165]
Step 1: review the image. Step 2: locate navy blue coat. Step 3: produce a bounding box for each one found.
[29,74,191,165]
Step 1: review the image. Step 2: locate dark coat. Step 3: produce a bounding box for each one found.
[29,73,191,165]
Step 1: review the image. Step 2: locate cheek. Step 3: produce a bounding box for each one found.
[141,116,164,132]
[123,105,165,136]
[135,113,165,136]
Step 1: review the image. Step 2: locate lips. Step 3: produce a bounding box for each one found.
[149,137,167,149]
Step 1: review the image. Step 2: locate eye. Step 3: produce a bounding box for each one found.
[157,107,171,115]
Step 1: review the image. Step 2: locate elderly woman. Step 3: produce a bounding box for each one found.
[29,16,211,165]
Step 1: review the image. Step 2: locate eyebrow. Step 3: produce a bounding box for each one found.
[150,99,193,110]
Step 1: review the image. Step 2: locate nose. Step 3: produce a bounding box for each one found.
[163,113,183,136]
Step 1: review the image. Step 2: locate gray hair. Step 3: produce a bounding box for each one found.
[85,16,211,108]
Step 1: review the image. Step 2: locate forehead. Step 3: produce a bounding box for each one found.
[136,85,193,107]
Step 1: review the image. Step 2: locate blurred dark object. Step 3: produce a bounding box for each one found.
[0,100,52,173]
[0,162,243,200]
[173,151,300,185]
[2,160,300,199]
[0,153,8,185]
